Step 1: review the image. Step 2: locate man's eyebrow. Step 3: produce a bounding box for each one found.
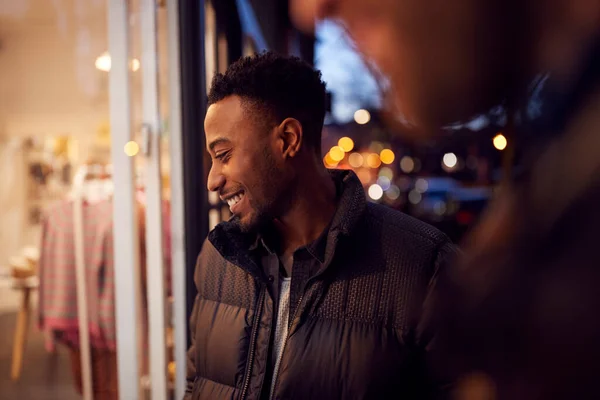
[208,137,231,152]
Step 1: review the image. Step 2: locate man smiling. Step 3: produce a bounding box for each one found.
[184,52,456,400]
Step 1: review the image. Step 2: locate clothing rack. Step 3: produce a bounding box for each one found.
[72,163,113,400]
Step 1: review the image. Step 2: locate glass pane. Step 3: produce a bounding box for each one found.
[0,1,123,399]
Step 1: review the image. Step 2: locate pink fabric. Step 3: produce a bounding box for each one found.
[37,199,116,350]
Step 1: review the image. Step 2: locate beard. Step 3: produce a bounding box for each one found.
[237,163,297,235]
[231,204,272,234]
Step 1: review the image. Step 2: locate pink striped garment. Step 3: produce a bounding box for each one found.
[37,199,116,350]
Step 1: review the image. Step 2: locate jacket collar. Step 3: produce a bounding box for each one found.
[208,169,367,277]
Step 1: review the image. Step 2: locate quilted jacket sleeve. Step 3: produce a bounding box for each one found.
[184,242,208,399]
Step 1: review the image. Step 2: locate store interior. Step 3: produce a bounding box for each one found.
[0,0,174,398]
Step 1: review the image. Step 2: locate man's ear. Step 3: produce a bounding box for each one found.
[278,118,303,158]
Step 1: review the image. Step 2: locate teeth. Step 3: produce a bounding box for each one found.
[227,193,243,207]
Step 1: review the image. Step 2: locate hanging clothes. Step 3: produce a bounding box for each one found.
[37,198,116,350]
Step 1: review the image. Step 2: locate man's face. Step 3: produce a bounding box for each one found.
[291,0,530,132]
[205,95,291,233]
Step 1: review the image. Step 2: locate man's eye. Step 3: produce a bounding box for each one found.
[215,151,230,161]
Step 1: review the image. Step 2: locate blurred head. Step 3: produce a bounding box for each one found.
[205,52,328,233]
[291,0,600,133]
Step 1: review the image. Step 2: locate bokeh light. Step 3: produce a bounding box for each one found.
[415,178,429,193]
[368,184,383,200]
[408,190,422,205]
[329,146,345,162]
[348,152,364,168]
[380,149,395,165]
[377,176,391,191]
[400,156,415,173]
[493,133,508,151]
[443,153,458,169]
[386,185,401,200]
[338,137,355,152]
[354,109,371,125]
[366,153,382,168]
[124,141,140,157]
[379,167,394,180]
[324,153,338,167]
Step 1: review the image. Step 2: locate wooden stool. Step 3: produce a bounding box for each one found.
[10,277,39,381]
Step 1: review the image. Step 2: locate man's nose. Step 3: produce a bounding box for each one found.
[207,165,225,193]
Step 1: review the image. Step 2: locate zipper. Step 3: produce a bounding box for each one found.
[269,244,341,399]
[269,293,305,400]
[241,285,266,400]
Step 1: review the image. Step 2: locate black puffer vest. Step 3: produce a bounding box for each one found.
[185,170,456,400]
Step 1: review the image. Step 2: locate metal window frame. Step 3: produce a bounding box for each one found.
[108,1,142,399]
[178,0,209,357]
[166,0,188,397]
[140,0,169,398]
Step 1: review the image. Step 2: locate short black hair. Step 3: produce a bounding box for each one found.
[208,51,327,154]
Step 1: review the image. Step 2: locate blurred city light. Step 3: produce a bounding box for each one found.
[413,158,422,173]
[329,146,345,162]
[443,153,458,169]
[368,184,383,200]
[386,185,401,200]
[380,149,395,165]
[366,153,382,168]
[124,141,139,157]
[415,178,429,193]
[369,141,384,153]
[379,167,394,179]
[400,156,415,173]
[433,201,447,216]
[408,190,422,205]
[338,137,355,152]
[377,176,391,191]
[348,152,364,168]
[354,109,371,125]
[324,153,338,167]
[493,133,508,151]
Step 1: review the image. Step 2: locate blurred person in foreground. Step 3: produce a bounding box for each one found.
[184,52,456,400]
[292,0,600,399]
